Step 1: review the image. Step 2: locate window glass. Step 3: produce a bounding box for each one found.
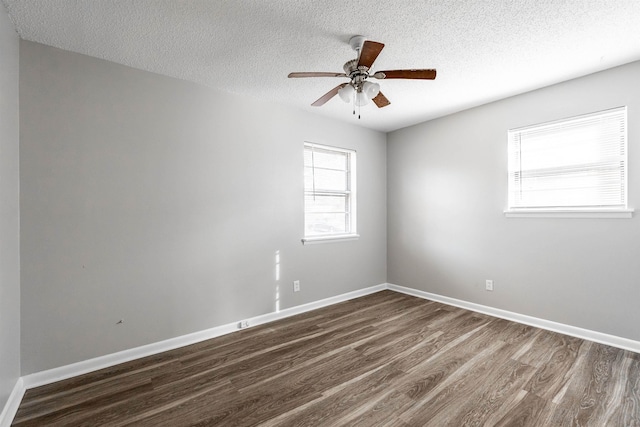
[507,107,627,210]
[304,143,356,240]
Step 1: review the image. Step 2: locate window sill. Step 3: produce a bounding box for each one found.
[301,234,360,245]
[504,209,634,218]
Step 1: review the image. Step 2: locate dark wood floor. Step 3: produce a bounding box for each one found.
[12,290,640,426]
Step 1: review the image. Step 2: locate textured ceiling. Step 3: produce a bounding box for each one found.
[3,0,640,132]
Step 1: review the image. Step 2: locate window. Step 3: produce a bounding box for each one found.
[303,142,357,243]
[506,106,632,218]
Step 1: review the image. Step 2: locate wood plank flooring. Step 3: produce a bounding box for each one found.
[12,290,640,426]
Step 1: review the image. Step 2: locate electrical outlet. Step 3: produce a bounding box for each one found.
[238,320,249,329]
[293,280,300,292]
[485,280,494,291]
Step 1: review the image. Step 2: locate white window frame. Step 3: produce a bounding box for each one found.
[302,142,358,244]
[505,106,633,218]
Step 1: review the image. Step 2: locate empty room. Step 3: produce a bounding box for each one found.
[1,1,640,426]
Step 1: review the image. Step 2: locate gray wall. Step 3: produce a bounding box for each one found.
[388,61,640,341]
[15,34,640,378]
[0,3,21,409]
[19,41,387,374]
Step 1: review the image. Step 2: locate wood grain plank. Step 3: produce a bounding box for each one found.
[607,354,640,426]
[441,360,536,426]
[559,342,625,425]
[492,391,553,427]
[523,334,584,400]
[270,365,406,427]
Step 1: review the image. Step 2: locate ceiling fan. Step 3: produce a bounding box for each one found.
[288,35,436,117]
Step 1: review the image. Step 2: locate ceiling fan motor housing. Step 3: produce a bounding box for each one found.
[343,59,359,75]
[343,59,371,90]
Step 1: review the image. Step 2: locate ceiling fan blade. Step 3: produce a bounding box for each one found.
[288,72,347,78]
[357,40,385,69]
[311,83,347,107]
[372,92,391,108]
[374,69,437,80]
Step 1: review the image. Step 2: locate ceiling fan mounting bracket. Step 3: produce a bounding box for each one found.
[348,35,366,53]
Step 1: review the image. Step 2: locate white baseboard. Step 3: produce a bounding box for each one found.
[387,283,640,354]
[12,281,640,426]
[0,378,25,427]
[22,283,387,390]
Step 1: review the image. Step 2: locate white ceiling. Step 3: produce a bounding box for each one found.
[3,0,640,132]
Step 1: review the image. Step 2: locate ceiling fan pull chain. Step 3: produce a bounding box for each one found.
[352,89,356,115]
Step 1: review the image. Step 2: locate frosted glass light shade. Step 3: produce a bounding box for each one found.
[338,84,354,103]
[363,81,380,99]
[355,91,369,106]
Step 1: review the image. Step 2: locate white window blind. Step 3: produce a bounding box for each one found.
[304,143,356,240]
[507,107,627,211]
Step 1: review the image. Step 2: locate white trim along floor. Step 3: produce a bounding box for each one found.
[3,283,639,426]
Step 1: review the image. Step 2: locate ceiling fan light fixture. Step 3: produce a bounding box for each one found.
[363,81,380,99]
[355,90,369,107]
[338,84,355,103]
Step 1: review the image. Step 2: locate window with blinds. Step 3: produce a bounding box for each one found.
[507,107,628,212]
[304,143,357,240]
